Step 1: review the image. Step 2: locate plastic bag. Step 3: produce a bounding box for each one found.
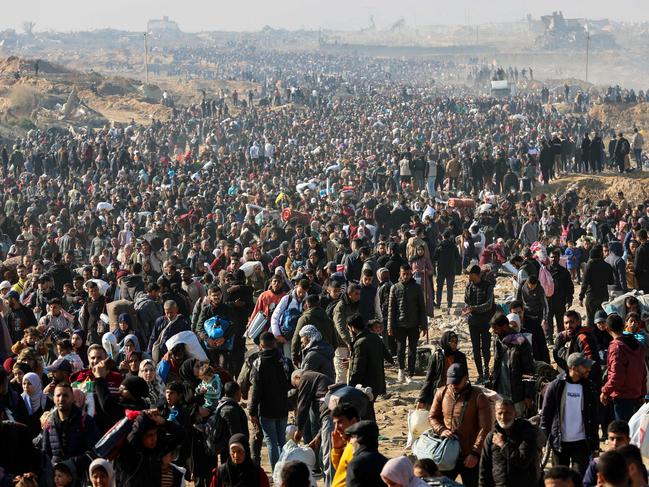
[406,409,429,448]
[630,401,649,456]
[273,439,317,487]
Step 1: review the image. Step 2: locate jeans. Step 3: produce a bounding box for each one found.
[612,397,641,422]
[634,148,642,167]
[436,272,455,308]
[321,415,334,487]
[443,455,478,487]
[334,346,349,384]
[468,322,491,379]
[394,326,420,375]
[552,440,591,477]
[260,416,288,471]
[426,176,436,196]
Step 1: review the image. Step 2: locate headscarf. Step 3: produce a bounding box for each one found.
[88,458,116,487]
[380,456,429,487]
[219,433,258,487]
[120,334,142,353]
[439,330,458,356]
[179,358,200,388]
[21,372,47,415]
[299,324,322,347]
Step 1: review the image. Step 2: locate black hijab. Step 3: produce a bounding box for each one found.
[219,433,259,487]
[440,330,459,356]
[178,358,200,388]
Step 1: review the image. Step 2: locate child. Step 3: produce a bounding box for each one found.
[624,312,648,345]
[196,363,222,411]
[53,461,77,487]
[11,326,48,357]
[56,338,84,372]
[564,241,579,282]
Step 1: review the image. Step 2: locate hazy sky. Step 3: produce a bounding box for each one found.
[3,0,648,32]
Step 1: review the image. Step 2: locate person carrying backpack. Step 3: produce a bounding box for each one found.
[204,381,249,464]
[270,279,308,358]
[248,332,293,471]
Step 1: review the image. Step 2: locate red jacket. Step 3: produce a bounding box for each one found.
[602,334,647,400]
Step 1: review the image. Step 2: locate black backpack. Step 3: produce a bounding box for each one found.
[202,402,228,457]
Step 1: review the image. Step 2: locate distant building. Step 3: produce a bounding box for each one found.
[147,16,181,34]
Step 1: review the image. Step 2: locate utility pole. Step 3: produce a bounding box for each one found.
[143,31,149,86]
[585,27,590,83]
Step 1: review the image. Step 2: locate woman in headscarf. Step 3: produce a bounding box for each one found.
[415,330,468,410]
[209,433,270,487]
[380,456,429,487]
[178,357,201,405]
[409,244,435,318]
[89,457,116,487]
[14,371,53,438]
[139,359,165,407]
[299,324,335,380]
[71,329,89,367]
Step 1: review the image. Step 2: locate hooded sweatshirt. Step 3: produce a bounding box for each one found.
[601,333,647,400]
[345,421,388,487]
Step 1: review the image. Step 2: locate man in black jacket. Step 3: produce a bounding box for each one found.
[433,230,460,311]
[291,369,334,446]
[634,229,649,293]
[579,245,614,326]
[479,398,540,487]
[214,381,249,462]
[387,264,427,383]
[540,352,599,477]
[344,420,387,487]
[547,250,574,339]
[348,313,387,398]
[248,332,292,471]
[490,313,535,415]
[463,265,495,384]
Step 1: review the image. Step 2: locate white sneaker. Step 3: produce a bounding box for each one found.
[405,374,413,384]
[397,369,405,383]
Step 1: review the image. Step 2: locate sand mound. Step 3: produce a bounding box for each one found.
[589,102,649,133]
[0,56,69,75]
[538,172,649,206]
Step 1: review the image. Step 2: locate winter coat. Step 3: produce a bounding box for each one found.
[553,327,601,386]
[478,418,540,487]
[605,241,627,293]
[579,257,614,301]
[249,348,291,419]
[433,239,461,275]
[292,306,337,362]
[601,334,647,400]
[417,348,468,405]
[295,370,333,431]
[348,329,387,396]
[492,331,536,403]
[540,373,598,453]
[134,294,163,335]
[387,277,427,333]
[42,405,100,466]
[464,278,495,327]
[302,340,335,380]
[119,275,145,302]
[430,384,493,457]
[332,294,360,348]
[634,241,649,293]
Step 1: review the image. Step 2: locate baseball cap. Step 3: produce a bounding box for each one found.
[594,310,608,324]
[446,363,468,385]
[5,290,19,301]
[567,352,594,369]
[46,358,73,374]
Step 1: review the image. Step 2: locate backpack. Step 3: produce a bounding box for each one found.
[538,265,555,297]
[203,315,235,351]
[202,401,229,457]
[280,295,301,340]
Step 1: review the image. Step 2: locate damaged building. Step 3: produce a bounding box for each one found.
[536,11,617,50]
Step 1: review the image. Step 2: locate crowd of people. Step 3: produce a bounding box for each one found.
[0,44,648,487]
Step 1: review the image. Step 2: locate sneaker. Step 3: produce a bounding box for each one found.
[405,374,413,385]
[397,369,405,383]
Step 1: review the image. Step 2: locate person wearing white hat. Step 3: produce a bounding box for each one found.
[0,280,11,296]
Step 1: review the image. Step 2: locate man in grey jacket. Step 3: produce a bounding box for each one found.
[518,213,539,246]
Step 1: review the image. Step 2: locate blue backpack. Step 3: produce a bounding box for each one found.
[203,315,234,351]
[280,295,301,340]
